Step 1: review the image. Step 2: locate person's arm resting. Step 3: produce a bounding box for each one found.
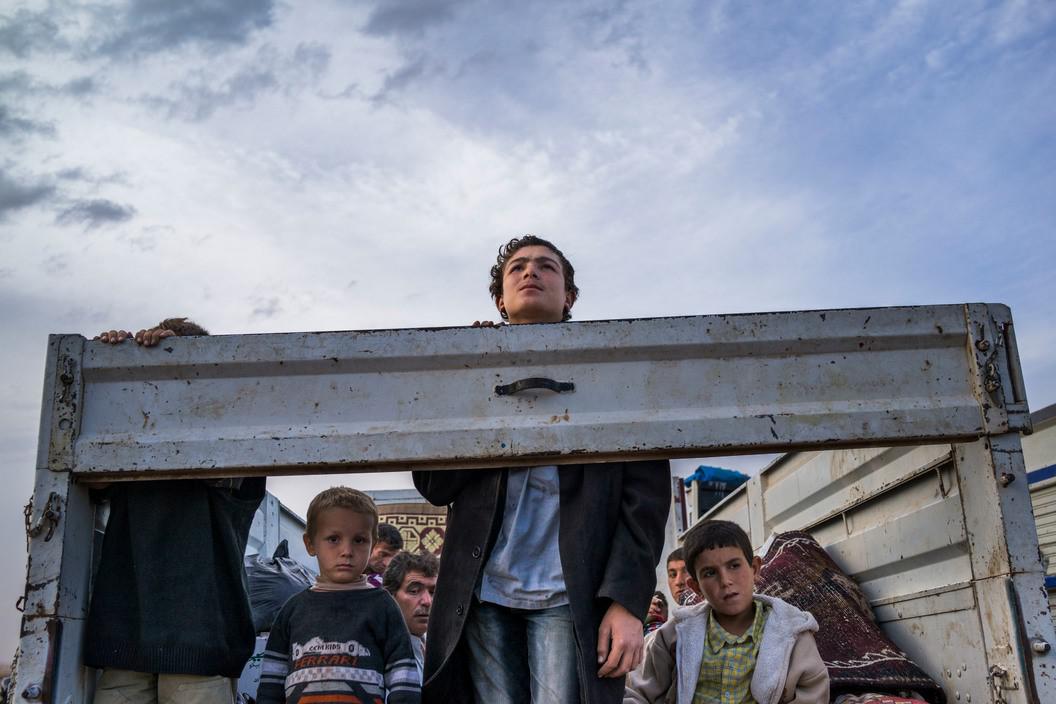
[596,459,672,678]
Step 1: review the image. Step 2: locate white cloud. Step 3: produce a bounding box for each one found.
[0,0,1054,664]
[991,0,1056,46]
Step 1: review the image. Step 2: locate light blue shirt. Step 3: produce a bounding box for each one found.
[478,466,568,609]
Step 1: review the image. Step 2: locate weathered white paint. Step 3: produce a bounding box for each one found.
[65,305,1025,478]
[14,303,1046,704]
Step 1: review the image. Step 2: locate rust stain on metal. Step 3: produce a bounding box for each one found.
[25,577,57,592]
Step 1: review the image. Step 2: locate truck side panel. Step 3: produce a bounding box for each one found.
[1024,405,1056,619]
[704,439,1055,703]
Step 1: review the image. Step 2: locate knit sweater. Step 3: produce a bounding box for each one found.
[84,478,265,677]
[257,588,421,704]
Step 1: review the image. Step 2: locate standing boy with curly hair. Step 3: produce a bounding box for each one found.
[414,236,671,703]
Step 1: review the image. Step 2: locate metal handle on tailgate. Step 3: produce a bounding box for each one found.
[495,378,575,396]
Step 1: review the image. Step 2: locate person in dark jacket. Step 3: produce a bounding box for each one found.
[87,319,266,704]
[413,236,671,703]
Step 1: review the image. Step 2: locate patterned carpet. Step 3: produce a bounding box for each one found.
[755,531,944,703]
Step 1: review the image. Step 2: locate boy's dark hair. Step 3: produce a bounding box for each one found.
[378,522,404,549]
[157,317,208,336]
[488,235,579,321]
[683,520,754,579]
[305,487,379,541]
[666,547,684,566]
[382,550,440,594]
[652,590,667,607]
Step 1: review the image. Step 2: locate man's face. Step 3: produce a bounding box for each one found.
[367,541,399,575]
[667,559,690,602]
[394,570,437,637]
[496,245,572,324]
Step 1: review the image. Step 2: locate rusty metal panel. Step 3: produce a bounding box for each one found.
[955,436,1043,578]
[964,304,1031,434]
[954,436,1055,702]
[880,605,991,700]
[14,336,94,704]
[18,303,1044,703]
[66,303,1026,479]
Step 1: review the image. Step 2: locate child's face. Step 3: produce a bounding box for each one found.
[688,546,761,622]
[497,245,572,324]
[303,507,374,586]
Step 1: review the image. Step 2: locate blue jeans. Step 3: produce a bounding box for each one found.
[465,600,581,704]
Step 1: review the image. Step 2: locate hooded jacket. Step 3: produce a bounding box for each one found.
[624,594,829,704]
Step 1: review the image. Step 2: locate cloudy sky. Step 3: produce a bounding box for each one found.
[1,0,1054,660]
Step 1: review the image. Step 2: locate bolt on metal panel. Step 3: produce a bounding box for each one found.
[65,304,1026,479]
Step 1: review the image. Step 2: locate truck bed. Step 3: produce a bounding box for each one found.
[701,432,1053,702]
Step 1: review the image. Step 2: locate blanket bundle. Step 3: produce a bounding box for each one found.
[755,532,945,703]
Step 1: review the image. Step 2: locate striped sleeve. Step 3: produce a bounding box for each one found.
[256,608,292,704]
[382,599,421,703]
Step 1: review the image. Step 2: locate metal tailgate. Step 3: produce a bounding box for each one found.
[61,303,1027,479]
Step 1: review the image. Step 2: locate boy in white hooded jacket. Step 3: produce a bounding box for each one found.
[625,520,828,704]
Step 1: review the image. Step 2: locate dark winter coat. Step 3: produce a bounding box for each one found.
[413,460,671,703]
[85,478,266,677]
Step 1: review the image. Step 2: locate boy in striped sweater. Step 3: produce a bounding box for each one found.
[257,487,420,704]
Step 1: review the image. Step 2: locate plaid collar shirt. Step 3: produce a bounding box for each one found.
[692,599,769,704]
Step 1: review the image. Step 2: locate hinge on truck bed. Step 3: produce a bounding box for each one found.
[965,304,1032,434]
[988,665,1007,704]
[988,665,1020,704]
[25,493,62,543]
[47,340,83,473]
